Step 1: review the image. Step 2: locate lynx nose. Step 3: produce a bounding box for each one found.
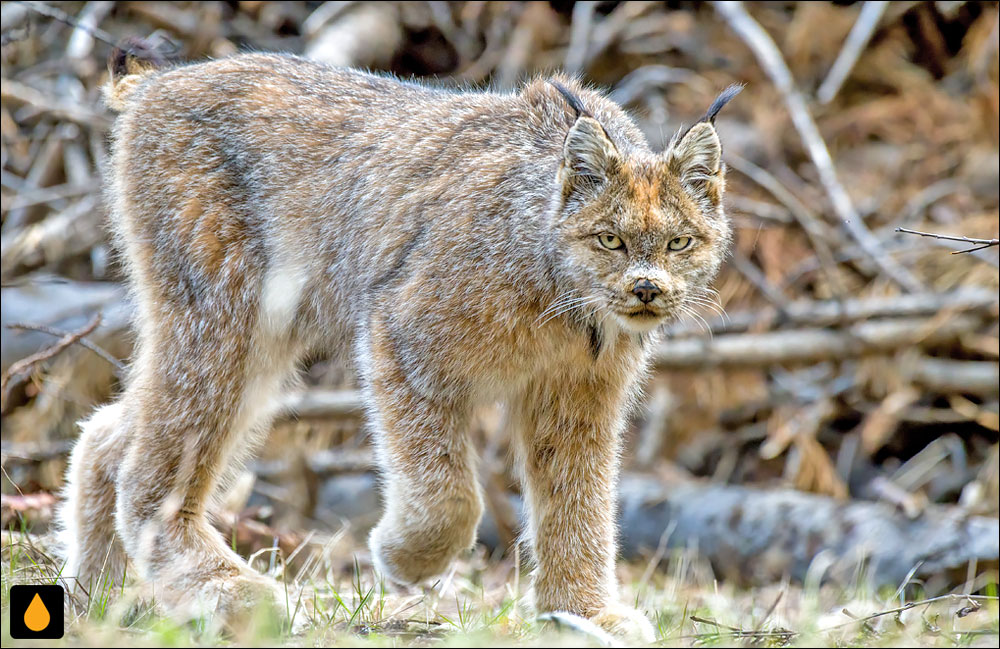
[632,279,662,304]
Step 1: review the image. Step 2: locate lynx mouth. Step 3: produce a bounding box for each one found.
[622,307,663,319]
[614,307,667,333]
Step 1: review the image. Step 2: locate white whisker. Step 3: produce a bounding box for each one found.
[534,295,604,327]
[677,304,712,338]
[534,293,596,325]
[686,296,728,321]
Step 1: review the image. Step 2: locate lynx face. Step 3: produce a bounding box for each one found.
[554,112,731,334]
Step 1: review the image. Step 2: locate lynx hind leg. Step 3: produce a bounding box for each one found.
[112,303,299,627]
[361,323,484,585]
[59,402,130,594]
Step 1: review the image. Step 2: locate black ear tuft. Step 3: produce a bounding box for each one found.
[671,83,742,161]
[700,83,744,125]
[548,80,593,119]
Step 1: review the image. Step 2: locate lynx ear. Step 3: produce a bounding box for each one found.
[667,121,723,197]
[666,84,742,208]
[560,116,620,195]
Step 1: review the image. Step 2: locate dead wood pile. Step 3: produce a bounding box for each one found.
[1,1,997,593]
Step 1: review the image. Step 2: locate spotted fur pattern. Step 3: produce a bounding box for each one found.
[59,51,736,640]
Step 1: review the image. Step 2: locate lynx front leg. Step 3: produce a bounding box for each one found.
[361,324,484,585]
[516,376,655,643]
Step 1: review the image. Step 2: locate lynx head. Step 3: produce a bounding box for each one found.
[549,83,740,334]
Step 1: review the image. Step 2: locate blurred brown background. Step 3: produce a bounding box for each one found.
[1,1,998,595]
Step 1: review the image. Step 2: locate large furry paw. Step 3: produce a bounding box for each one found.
[163,571,292,633]
[369,521,460,586]
[589,602,656,645]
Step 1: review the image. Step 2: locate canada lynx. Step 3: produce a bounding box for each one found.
[59,46,738,641]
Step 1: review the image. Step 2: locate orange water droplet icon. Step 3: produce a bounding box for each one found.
[24,592,51,632]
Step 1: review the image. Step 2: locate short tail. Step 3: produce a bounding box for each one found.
[104,37,166,111]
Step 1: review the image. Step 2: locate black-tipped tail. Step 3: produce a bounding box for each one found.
[105,37,167,111]
[110,36,166,78]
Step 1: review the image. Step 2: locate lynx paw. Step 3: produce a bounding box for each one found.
[369,525,445,585]
[165,571,290,632]
[369,517,474,585]
[589,602,656,644]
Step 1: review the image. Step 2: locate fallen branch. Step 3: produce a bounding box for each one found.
[280,388,364,419]
[306,471,999,590]
[823,594,998,632]
[1,279,130,373]
[907,357,999,397]
[0,196,103,278]
[654,313,984,368]
[278,317,991,402]
[0,439,75,462]
[0,491,56,529]
[816,1,889,105]
[0,312,101,412]
[240,313,995,422]
[713,1,922,293]
[252,447,373,479]
[665,287,997,337]
[617,475,999,588]
[0,78,108,128]
[14,0,117,49]
[725,153,846,297]
[895,227,1000,254]
[4,321,124,375]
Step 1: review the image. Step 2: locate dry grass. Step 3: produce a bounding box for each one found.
[3,526,997,648]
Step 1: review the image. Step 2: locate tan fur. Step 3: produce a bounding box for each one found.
[59,51,735,640]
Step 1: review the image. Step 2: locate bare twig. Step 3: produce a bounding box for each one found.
[821,594,999,632]
[610,65,701,106]
[713,1,923,293]
[653,313,982,368]
[4,320,124,374]
[0,195,103,277]
[728,250,791,314]
[0,79,109,128]
[14,0,117,49]
[582,1,659,69]
[564,0,597,75]
[727,150,847,297]
[0,313,101,411]
[816,1,889,104]
[895,227,999,254]
[690,615,796,639]
[65,1,116,60]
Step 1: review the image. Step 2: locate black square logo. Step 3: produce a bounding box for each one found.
[8,584,64,639]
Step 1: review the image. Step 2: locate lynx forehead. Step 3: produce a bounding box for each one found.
[60,48,738,642]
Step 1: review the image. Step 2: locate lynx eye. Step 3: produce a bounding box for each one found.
[598,233,624,250]
[668,236,693,251]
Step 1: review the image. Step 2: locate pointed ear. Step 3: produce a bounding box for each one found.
[666,121,723,206]
[666,83,741,208]
[560,116,620,196]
